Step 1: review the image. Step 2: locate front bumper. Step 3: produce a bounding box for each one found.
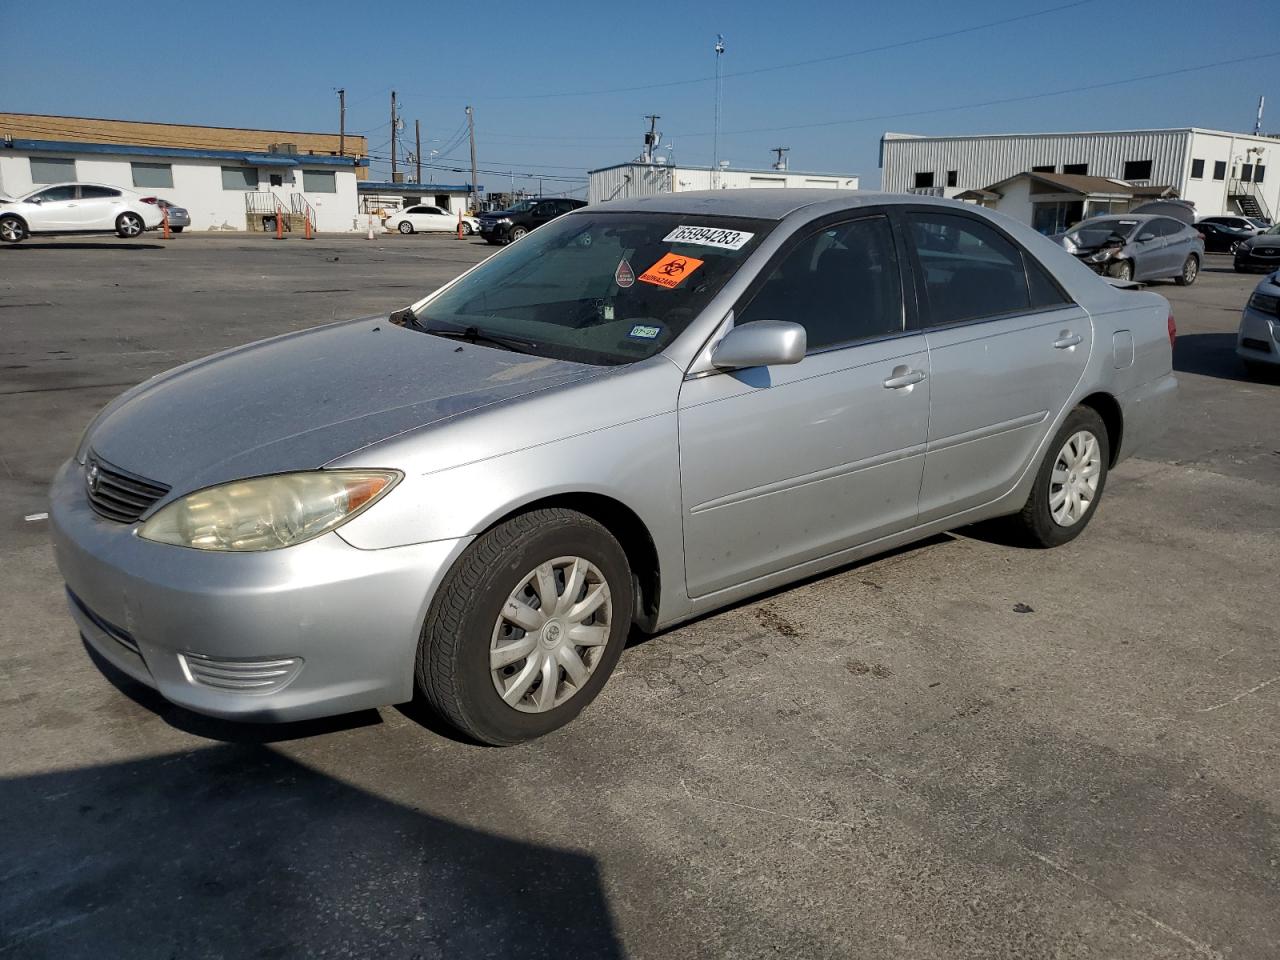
[1237,305,1280,367]
[1235,248,1280,271]
[49,458,471,722]
[478,222,510,240]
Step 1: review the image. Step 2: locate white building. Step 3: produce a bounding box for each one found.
[881,128,1278,222]
[0,113,368,232]
[588,162,859,205]
[356,181,481,220]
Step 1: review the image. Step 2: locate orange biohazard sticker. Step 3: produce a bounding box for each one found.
[638,252,704,289]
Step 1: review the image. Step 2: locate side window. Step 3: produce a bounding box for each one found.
[79,186,120,199]
[36,185,77,202]
[907,212,1031,325]
[1026,256,1071,309]
[737,215,903,352]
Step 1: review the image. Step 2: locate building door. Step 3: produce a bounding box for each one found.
[678,214,929,597]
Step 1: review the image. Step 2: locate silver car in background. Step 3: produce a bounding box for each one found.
[50,190,1176,744]
[1238,273,1280,376]
[1058,213,1203,284]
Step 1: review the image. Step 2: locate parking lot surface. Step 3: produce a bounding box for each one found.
[2,236,1277,959]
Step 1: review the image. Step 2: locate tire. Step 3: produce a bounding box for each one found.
[1175,254,1199,286]
[0,214,26,243]
[170,226,184,234]
[461,222,474,236]
[508,225,528,242]
[417,508,634,745]
[1007,405,1110,548]
[115,212,144,238]
[1229,240,1243,255]
[398,221,414,234]
[1108,260,1134,281]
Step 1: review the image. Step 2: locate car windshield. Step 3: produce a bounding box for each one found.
[414,212,772,365]
[506,200,539,213]
[1065,219,1139,246]
[1264,224,1280,236]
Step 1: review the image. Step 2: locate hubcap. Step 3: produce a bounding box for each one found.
[1185,259,1197,282]
[121,216,141,236]
[1049,430,1101,527]
[1,221,18,241]
[490,556,612,713]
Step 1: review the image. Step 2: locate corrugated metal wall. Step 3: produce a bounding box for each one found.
[589,165,859,204]
[881,131,1192,193]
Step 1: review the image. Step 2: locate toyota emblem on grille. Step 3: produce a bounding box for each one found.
[86,461,101,494]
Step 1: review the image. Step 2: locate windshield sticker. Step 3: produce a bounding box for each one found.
[638,253,704,289]
[615,259,636,288]
[663,225,755,250]
[628,324,662,340]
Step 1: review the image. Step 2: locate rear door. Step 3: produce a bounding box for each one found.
[76,185,123,229]
[903,209,1092,523]
[678,213,930,596]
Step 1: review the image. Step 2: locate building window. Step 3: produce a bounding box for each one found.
[1241,163,1254,183]
[1257,165,1267,184]
[945,170,958,187]
[29,157,76,183]
[131,162,173,189]
[1062,163,1088,175]
[913,171,934,189]
[1212,160,1226,181]
[1190,158,1205,179]
[221,166,258,191]
[1031,164,1055,173]
[1122,159,1153,181]
[269,173,284,188]
[303,169,337,193]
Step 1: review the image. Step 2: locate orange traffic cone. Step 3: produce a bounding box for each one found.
[304,213,312,240]
[366,214,375,240]
[275,205,285,240]
[162,208,170,240]
[457,209,464,240]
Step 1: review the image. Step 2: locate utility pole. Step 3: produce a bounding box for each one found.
[337,88,346,157]
[771,146,789,171]
[713,34,725,188]
[642,114,661,163]
[390,90,398,181]
[466,105,479,212]
[415,120,422,184]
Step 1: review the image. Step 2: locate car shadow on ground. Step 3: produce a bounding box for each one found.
[2,241,165,251]
[0,745,625,959]
[1174,332,1278,383]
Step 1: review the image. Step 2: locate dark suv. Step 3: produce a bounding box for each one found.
[478,198,587,244]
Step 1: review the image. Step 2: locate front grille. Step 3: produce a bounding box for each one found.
[1242,338,1273,354]
[85,454,169,523]
[1252,247,1280,258]
[179,653,303,693]
[67,588,141,655]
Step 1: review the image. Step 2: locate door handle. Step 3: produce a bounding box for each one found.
[1053,333,1083,350]
[882,368,926,389]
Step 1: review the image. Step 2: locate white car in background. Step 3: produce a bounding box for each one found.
[0,183,164,243]
[387,204,478,236]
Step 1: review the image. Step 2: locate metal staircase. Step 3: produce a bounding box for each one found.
[243,192,315,233]
[1228,179,1270,221]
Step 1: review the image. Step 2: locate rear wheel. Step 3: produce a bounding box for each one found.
[169,225,184,234]
[0,215,26,243]
[461,222,474,236]
[1007,406,1110,548]
[1175,254,1199,286]
[115,212,144,238]
[398,221,414,234]
[417,508,633,745]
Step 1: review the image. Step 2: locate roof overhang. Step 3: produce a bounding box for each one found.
[358,181,482,193]
[1,137,367,167]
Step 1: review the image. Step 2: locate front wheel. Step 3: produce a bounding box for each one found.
[116,212,144,238]
[417,508,634,745]
[1007,406,1110,548]
[508,225,528,242]
[1108,260,1133,281]
[1175,254,1199,286]
[1229,240,1243,254]
[0,215,26,243]
[398,221,414,234]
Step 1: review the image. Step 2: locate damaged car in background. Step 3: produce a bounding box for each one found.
[1056,213,1203,284]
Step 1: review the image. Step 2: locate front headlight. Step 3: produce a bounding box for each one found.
[138,470,400,551]
[1248,291,1280,316]
[497,217,512,225]
[1087,248,1119,263]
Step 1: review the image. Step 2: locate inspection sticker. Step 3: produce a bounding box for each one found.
[628,324,662,340]
[662,225,755,250]
[638,253,704,289]
[615,258,636,288]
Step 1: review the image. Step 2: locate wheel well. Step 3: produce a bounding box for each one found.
[488,494,661,632]
[1079,392,1123,466]
[0,212,26,228]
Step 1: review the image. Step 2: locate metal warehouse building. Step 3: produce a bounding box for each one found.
[588,162,859,205]
[0,113,368,232]
[881,127,1278,224]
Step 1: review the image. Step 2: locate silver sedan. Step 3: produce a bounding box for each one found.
[51,190,1177,744]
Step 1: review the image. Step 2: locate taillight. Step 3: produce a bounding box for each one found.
[139,197,158,205]
[1167,310,1176,349]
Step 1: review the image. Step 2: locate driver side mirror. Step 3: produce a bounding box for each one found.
[26,196,42,204]
[711,321,806,370]
[1138,232,1155,242]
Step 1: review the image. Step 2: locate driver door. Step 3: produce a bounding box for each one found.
[26,185,79,230]
[677,214,929,598]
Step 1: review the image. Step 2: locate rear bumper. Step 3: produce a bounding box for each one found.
[49,458,471,722]
[1237,306,1280,367]
[1116,372,1177,462]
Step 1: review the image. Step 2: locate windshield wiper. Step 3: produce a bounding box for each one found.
[415,319,539,355]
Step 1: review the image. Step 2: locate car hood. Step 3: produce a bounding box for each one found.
[1243,235,1280,250]
[84,317,599,495]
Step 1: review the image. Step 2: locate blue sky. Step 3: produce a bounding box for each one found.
[5,0,1278,194]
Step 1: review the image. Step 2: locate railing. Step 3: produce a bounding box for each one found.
[290,193,316,231]
[1228,178,1271,220]
[244,191,285,216]
[907,186,946,197]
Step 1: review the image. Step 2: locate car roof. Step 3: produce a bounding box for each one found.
[593,188,911,221]
[29,181,132,192]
